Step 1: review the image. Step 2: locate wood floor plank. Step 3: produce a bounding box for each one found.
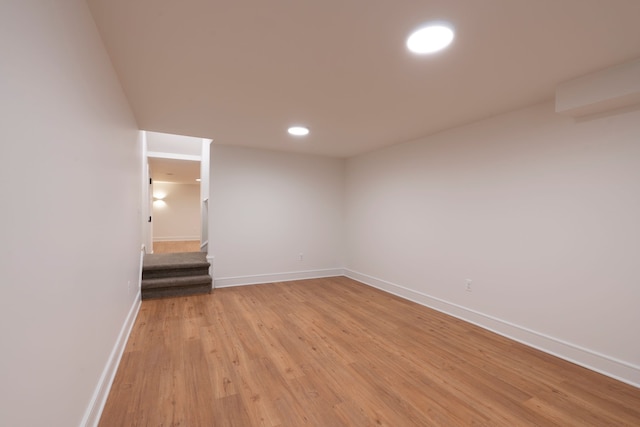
[152,240,201,254]
[99,276,640,426]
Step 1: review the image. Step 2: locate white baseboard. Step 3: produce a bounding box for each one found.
[80,292,141,427]
[344,269,640,389]
[152,236,199,242]
[214,268,344,288]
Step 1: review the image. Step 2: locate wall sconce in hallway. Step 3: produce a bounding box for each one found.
[153,192,167,208]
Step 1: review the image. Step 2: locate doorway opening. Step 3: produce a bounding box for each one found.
[149,157,201,253]
[145,131,209,254]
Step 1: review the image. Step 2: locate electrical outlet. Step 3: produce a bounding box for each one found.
[299,253,304,261]
[466,279,472,292]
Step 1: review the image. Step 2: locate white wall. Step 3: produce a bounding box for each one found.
[210,145,345,286]
[201,139,212,251]
[142,132,153,251]
[147,131,203,158]
[345,101,640,386]
[152,182,201,241]
[0,1,141,426]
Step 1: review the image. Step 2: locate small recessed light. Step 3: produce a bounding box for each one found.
[288,126,310,136]
[407,23,454,54]
[195,178,201,182]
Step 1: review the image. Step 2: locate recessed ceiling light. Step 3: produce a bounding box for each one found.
[288,126,310,136]
[407,23,454,54]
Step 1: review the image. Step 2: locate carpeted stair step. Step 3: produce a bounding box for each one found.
[141,252,212,300]
[142,274,212,290]
[143,265,210,280]
[141,275,212,300]
[142,252,210,279]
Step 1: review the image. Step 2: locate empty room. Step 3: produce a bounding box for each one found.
[1,0,639,426]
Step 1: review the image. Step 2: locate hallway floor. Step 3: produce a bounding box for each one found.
[152,240,200,253]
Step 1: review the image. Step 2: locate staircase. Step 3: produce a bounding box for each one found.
[142,252,212,300]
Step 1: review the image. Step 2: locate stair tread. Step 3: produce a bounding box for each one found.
[142,266,210,280]
[142,274,212,290]
[142,284,212,300]
[143,252,209,271]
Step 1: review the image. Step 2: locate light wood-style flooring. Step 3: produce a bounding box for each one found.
[99,276,640,426]
[152,240,201,254]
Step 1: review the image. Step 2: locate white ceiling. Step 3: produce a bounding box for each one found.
[149,157,200,184]
[87,0,640,158]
